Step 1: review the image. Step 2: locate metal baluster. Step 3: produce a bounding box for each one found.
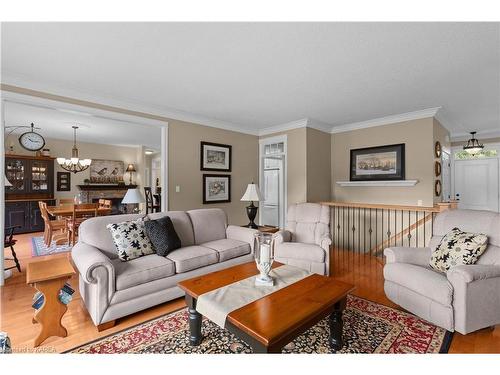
[381,209,384,258]
[415,211,419,247]
[364,208,367,264]
[400,210,403,247]
[424,210,426,247]
[407,210,411,246]
[358,207,361,267]
[387,209,391,249]
[375,208,378,257]
[369,208,373,256]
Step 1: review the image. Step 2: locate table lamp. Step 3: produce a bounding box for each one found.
[126,163,136,185]
[122,188,145,213]
[241,183,263,229]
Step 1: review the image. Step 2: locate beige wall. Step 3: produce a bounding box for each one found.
[306,127,332,202]
[433,118,451,203]
[331,118,436,207]
[9,137,141,202]
[168,120,258,225]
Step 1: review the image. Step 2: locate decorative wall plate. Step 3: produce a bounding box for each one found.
[435,179,442,197]
[435,161,441,177]
[434,141,442,158]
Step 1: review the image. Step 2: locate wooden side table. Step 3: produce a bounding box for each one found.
[26,257,76,347]
[240,225,279,233]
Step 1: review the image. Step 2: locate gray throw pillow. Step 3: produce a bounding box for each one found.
[429,227,488,273]
[107,218,155,262]
[144,216,181,256]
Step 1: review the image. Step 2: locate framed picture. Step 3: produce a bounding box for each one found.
[350,143,405,181]
[203,174,231,204]
[90,159,125,184]
[56,172,71,191]
[435,141,442,158]
[200,141,232,172]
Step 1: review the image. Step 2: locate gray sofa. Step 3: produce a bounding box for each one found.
[71,208,257,329]
[384,209,500,334]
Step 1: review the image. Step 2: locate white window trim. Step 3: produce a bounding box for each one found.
[259,134,287,229]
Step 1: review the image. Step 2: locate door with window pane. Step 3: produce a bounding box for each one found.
[260,139,286,228]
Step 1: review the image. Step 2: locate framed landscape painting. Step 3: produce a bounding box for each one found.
[203,174,231,204]
[350,143,405,181]
[200,141,232,172]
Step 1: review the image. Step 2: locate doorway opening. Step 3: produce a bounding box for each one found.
[259,136,287,228]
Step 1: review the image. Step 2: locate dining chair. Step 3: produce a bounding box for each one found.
[66,203,99,246]
[4,225,21,273]
[144,187,160,214]
[39,201,67,246]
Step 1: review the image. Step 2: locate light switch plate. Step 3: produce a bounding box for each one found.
[175,185,180,193]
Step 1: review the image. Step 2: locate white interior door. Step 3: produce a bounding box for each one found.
[454,158,499,211]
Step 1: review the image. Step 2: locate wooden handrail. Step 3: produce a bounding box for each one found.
[370,212,433,256]
[320,201,455,213]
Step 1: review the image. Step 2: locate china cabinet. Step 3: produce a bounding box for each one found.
[5,155,55,233]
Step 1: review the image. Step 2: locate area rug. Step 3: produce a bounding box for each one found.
[31,236,72,257]
[68,295,453,354]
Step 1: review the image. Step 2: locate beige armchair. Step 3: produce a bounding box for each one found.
[384,209,500,334]
[274,203,332,275]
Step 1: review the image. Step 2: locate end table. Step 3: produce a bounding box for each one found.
[241,225,279,234]
[26,257,76,347]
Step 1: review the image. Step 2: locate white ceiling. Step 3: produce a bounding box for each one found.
[1,22,499,138]
[4,100,161,149]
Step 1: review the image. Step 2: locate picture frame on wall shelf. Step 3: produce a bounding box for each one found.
[89,159,125,184]
[203,174,231,204]
[56,172,71,191]
[350,143,405,181]
[200,141,232,172]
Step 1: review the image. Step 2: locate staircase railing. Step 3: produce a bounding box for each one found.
[320,201,456,274]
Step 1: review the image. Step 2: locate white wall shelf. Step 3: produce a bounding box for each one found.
[336,180,418,187]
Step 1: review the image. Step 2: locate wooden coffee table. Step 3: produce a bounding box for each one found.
[178,262,355,353]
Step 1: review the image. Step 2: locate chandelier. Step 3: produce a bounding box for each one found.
[57,126,92,173]
[463,131,484,155]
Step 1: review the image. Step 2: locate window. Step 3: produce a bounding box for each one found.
[454,149,498,160]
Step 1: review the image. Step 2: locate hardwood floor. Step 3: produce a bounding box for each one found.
[1,233,499,353]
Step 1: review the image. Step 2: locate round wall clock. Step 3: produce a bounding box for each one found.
[434,141,442,158]
[435,179,442,197]
[18,123,46,152]
[435,161,441,177]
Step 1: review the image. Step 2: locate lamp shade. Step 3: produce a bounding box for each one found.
[122,188,145,204]
[241,183,262,202]
[4,175,12,187]
[126,163,136,172]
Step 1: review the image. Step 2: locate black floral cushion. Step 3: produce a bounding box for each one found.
[144,216,181,256]
[429,227,488,273]
[107,218,155,261]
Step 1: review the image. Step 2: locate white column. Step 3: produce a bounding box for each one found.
[1,98,6,286]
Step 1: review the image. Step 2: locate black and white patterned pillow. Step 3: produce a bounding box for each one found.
[107,218,155,261]
[429,227,488,273]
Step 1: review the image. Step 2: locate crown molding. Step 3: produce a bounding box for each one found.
[1,73,258,136]
[258,118,309,136]
[258,118,333,137]
[330,107,441,134]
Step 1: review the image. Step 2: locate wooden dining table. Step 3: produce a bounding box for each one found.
[45,205,112,217]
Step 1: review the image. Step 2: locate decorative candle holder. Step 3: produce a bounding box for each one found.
[254,232,275,286]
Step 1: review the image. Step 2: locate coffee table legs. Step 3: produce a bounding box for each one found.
[186,295,202,346]
[329,297,347,352]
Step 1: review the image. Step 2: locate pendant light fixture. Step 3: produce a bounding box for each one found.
[57,126,92,173]
[463,131,484,155]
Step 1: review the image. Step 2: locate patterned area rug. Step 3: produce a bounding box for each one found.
[69,295,453,353]
[31,236,71,257]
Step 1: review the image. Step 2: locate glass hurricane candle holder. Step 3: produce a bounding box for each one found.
[254,232,275,286]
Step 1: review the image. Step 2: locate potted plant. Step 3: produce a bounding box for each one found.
[83,178,90,185]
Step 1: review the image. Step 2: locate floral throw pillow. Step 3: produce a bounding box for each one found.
[107,219,155,261]
[429,227,488,273]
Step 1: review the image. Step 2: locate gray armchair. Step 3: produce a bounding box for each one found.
[274,203,332,275]
[384,209,500,334]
